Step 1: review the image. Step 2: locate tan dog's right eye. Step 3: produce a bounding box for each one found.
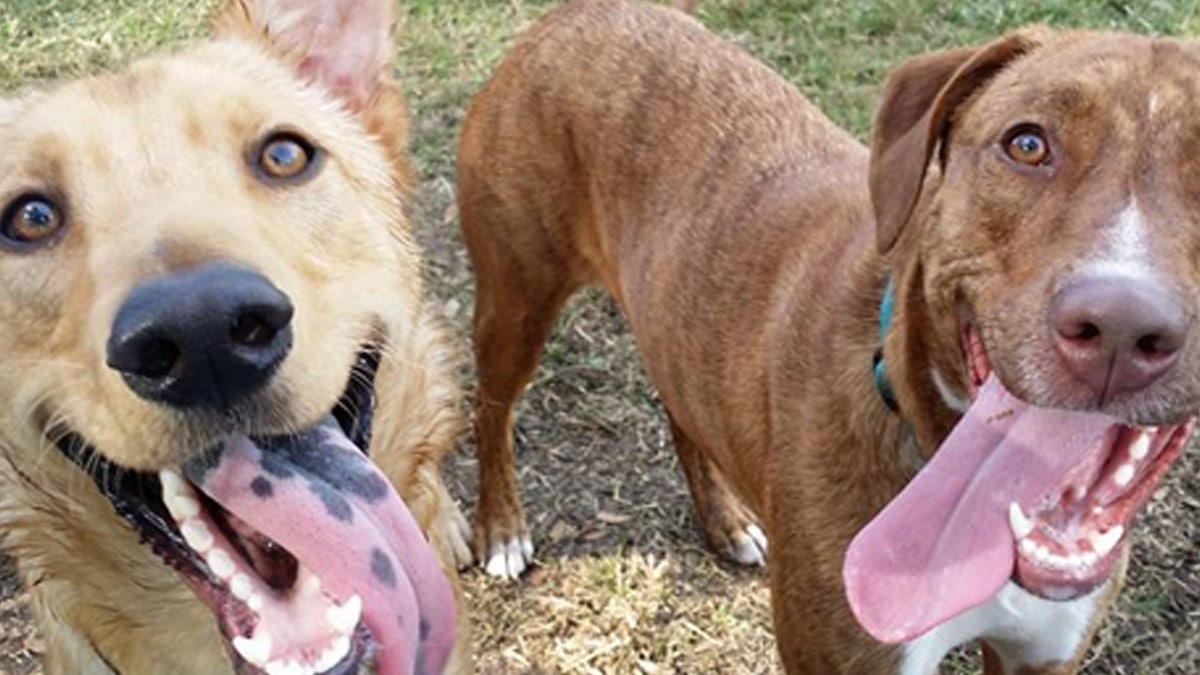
[1,195,66,249]
[253,131,321,183]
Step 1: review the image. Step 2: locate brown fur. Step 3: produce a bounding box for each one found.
[0,1,471,672]
[460,1,1200,672]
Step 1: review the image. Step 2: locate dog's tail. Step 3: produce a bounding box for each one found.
[673,0,698,14]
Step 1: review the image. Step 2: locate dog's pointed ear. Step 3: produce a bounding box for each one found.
[870,27,1051,254]
[214,0,395,112]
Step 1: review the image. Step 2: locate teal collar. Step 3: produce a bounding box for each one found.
[873,278,899,411]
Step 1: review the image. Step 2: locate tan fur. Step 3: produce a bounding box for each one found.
[460,1,1200,672]
[0,1,470,672]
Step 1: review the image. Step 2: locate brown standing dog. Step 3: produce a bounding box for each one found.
[0,0,472,673]
[460,1,1200,672]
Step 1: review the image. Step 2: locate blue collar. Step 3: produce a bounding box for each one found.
[873,278,899,411]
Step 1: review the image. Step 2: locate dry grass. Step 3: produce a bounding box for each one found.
[2,1,1200,673]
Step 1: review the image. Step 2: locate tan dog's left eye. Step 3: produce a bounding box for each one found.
[1,195,66,249]
[254,131,319,182]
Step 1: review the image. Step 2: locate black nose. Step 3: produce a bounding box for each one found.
[106,262,294,410]
[1050,274,1186,398]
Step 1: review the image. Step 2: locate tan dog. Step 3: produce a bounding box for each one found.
[0,1,472,673]
[459,1,1200,672]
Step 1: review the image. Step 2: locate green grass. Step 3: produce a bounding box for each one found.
[3,1,1200,673]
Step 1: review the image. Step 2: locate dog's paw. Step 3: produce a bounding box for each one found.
[695,482,768,567]
[725,523,768,567]
[433,500,475,570]
[481,534,534,579]
[474,493,534,579]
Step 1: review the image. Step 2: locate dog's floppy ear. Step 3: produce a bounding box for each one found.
[870,27,1050,254]
[214,0,395,112]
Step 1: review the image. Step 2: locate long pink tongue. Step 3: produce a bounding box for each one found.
[843,375,1117,643]
[185,418,456,674]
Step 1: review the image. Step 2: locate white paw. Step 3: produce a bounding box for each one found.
[431,500,474,570]
[483,535,534,579]
[728,523,768,567]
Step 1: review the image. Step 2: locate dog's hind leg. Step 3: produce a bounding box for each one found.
[669,416,767,566]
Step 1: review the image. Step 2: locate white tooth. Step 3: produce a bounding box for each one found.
[1034,545,1052,563]
[166,494,200,519]
[1008,502,1036,539]
[1082,551,1100,567]
[314,647,340,673]
[316,635,351,671]
[207,548,235,579]
[1114,463,1135,487]
[1129,432,1151,460]
[232,632,272,667]
[265,659,305,675]
[181,519,213,553]
[1067,554,1083,569]
[1019,538,1037,556]
[159,469,186,496]
[1090,526,1124,557]
[326,594,362,635]
[230,573,253,601]
[248,593,264,612]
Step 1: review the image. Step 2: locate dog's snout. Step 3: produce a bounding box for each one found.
[1050,275,1186,398]
[106,262,294,410]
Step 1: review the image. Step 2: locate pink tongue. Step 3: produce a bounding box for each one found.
[184,418,456,674]
[843,375,1118,643]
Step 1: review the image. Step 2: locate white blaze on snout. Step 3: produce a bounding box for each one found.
[1083,198,1156,283]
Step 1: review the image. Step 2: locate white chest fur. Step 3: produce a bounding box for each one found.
[899,581,1105,675]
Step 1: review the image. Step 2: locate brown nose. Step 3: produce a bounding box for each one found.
[1051,275,1186,398]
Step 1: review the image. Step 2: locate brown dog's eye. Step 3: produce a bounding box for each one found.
[1,195,65,249]
[1003,127,1050,166]
[255,132,319,182]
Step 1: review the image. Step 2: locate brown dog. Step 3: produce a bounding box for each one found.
[0,1,472,673]
[459,1,1200,672]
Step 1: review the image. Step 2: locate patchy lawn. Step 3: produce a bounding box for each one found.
[2,1,1199,673]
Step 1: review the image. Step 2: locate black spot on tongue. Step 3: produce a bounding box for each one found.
[256,420,390,503]
[250,476,274,498]
[371,548,397,588]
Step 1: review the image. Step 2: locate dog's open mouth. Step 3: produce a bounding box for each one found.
[53,349,456,675]
[844,322,1196,644]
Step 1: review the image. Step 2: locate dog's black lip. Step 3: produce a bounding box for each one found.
[48,345,382,671]
[334,346,382,454]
